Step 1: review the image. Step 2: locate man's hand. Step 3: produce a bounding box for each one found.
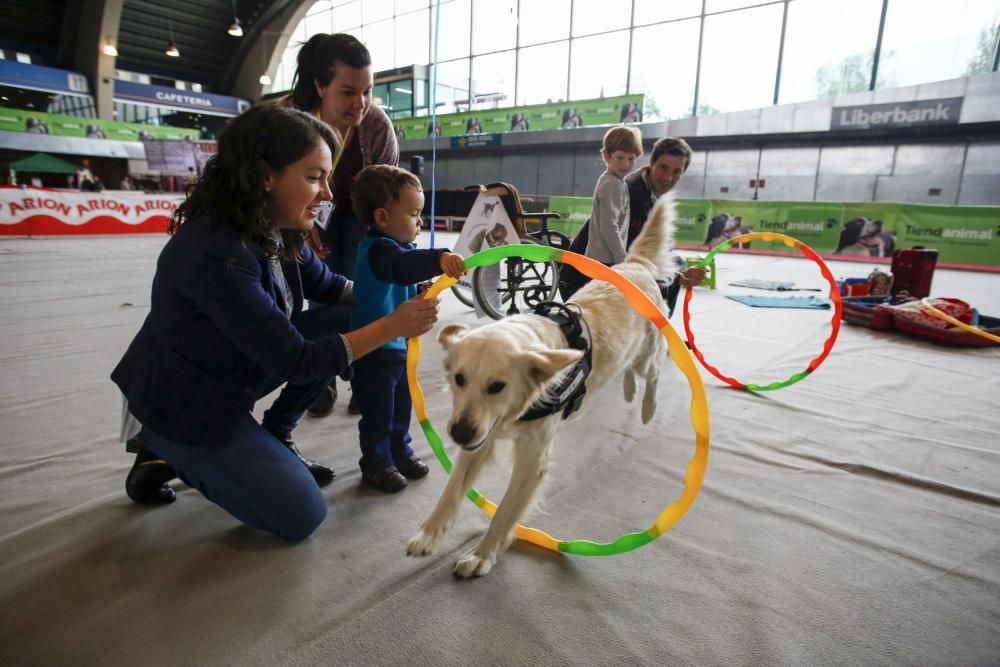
[439,252,466,279]
[391,294,440,339]
[678,266,706,288]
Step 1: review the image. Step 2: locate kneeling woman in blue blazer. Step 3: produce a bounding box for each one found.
[111,105,439,541]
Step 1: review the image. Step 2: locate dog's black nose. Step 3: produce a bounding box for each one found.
[449,419,477,446]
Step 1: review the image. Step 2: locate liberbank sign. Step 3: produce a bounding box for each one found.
[832,97,963,131]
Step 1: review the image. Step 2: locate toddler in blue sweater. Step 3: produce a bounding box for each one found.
[350,165,465,493]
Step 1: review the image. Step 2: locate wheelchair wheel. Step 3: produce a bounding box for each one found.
[472,235,560,320]
[450,282,475,308]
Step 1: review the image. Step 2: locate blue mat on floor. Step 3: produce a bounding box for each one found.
[727,295,832,309]
[729,279,821,291]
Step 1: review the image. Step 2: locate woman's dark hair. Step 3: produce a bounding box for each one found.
[290,33,372,112]
[170,104,340,260]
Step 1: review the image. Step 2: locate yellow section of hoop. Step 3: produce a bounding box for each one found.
[919,297,1000,344]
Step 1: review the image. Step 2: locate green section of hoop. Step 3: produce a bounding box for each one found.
[695,238,734,269]
[464,244,561,268]
[558,530,654,555]
[744,370,811,392]
[418,418,482,504]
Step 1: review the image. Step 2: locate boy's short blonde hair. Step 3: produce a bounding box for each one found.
[352,164,423,228]
[602,125,643,157]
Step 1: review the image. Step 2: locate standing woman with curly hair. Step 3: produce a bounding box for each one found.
[111,105,439,541]
[285,32,400,417]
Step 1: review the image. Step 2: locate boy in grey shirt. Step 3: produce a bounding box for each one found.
[585,125,643,265]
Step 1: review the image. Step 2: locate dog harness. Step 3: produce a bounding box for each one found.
[518,302,593,422]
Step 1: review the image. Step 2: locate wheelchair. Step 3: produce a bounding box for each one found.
[449,182,570,320]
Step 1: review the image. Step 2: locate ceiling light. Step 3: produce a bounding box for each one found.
[166,16,180,57]
[228,1,243,36]
[394,87,412,94]
[103,39,118,57]
[258,31,272,88]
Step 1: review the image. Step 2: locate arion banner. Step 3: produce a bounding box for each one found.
[0,186,183,235]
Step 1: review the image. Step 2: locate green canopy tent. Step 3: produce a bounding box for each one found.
[9,153,80,174]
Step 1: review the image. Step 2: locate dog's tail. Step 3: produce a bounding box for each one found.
[625,192,677,274]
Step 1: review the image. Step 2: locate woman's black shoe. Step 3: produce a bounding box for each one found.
[264,427,336,487]
[361,467,408,493]
[396,456,429,480]
[125,441,177,505]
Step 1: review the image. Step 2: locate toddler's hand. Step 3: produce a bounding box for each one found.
[439,252,466,279]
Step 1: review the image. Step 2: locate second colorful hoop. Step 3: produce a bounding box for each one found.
[682,231,843,391]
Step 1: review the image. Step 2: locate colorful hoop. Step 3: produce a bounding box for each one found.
[682,232,843,392]
[919,297,1000,344]
[406,245,711,556]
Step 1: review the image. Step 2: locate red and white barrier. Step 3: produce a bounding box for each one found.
[0,186,184,235]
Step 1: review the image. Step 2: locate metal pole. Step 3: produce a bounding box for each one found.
[467,0,474,110]
[513,0,521,104]
[993,23,1000,71]
[869,0,889,90]
[772,0,789,105]
[626,0,636,95]
[692,0,706,117]
[566,0,574,101]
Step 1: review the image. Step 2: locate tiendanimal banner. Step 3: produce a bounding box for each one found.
[544,196,1000,270]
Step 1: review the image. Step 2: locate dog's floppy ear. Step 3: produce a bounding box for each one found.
[437,323,469,349]
[524,349,584,384]
[705,216,725,244]
[839,219,862,246]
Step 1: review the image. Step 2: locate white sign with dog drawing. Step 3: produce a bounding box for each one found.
[452,194,519,317]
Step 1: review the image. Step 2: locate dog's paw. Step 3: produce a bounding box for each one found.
[453,551,495,578]
[641,392,657,424]
[406,527,442,557]
[623,371,637,402]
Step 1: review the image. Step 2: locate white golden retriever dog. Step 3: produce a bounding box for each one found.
[407,195,679,577]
